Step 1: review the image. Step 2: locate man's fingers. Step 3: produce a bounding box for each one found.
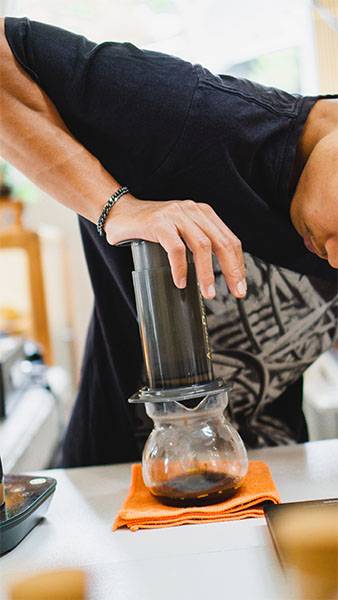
[156,227,188,289]
[181,201,246,298]
[213,237,246,297]
[174,216,216,299]
[211,227,246,297]
[156,216,216,299]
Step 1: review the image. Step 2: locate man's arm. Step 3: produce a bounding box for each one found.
[0,18,118,223]
[0,18,246,299]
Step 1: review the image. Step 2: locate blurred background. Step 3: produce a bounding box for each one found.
[0,0,337,472]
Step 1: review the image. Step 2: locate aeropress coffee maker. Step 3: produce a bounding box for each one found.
[0,455,56,555]
[128,241,248,506]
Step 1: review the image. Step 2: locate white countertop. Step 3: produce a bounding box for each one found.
[1,439,338,600]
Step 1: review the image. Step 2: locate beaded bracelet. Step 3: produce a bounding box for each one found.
[96,186,129,236]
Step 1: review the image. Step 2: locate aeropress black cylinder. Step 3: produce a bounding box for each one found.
[131,240,214,390]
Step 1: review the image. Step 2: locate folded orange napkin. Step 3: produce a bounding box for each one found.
[113,461,280,531]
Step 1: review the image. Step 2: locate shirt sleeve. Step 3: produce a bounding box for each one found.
[4,17,198,188]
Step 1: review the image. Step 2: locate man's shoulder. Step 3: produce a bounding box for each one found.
[200,68,303,118]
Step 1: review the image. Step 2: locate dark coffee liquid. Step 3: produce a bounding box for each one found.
[151,471,239,507]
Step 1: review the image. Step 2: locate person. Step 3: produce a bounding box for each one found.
[0,17,337,466]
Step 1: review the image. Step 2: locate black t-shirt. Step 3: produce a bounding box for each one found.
[4,17,338,466]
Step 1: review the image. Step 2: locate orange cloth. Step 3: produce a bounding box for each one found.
[113,461,280,531]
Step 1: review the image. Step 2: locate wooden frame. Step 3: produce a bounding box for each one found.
[0,199,52,364]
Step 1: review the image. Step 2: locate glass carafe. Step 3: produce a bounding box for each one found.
[141,383,248,506]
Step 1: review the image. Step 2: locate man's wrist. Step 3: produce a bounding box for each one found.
[96,186,129,236]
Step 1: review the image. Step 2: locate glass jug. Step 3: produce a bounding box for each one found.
[141,382,248,506]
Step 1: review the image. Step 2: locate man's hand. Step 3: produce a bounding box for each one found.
[105,195,247,300]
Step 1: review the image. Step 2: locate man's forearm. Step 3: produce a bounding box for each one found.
[0,18,120,223]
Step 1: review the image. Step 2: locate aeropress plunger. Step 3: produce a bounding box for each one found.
[128,240,248,506]
[0,455,56,555]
